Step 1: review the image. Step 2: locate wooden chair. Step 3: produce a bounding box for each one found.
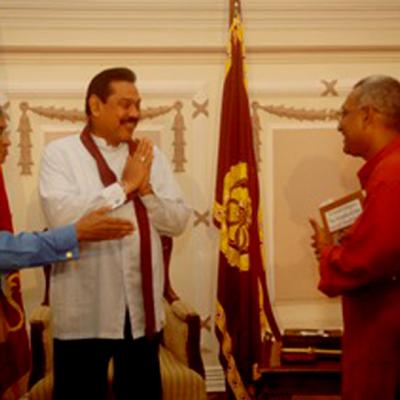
[26,236,206,400]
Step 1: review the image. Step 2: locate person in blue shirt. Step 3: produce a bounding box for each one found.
[0,208,134,270]
[0,105,134,270]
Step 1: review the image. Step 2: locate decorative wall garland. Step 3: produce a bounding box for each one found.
[17,101,186,175]
[17,103,33,175]
[253,102,339,122]
[14,90,342,238]
[170,101,186,173]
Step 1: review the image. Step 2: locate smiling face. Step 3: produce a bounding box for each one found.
[89,80,141,146]
[337,88,371,158]
[0,114,11,165]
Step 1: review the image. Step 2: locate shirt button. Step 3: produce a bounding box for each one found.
[392,276,397,281]
[66,251,73,259]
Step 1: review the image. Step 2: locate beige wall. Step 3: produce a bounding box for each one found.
[1,0,400,388]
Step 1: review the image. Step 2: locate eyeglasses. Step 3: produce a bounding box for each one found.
[338,104,393,121]
[338,107,361,120]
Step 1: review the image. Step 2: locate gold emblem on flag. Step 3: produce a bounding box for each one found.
[214,162,252,271]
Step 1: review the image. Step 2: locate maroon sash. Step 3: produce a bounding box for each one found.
[80,126,155,337]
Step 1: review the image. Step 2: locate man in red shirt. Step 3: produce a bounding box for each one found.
[310,75,400,400]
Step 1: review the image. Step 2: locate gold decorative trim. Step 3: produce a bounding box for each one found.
[215,300,251,400]
[1,371,29,400]
[214,162,252,272]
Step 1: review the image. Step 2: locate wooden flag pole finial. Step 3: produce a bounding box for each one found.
[234,0,240,16]
[229,0,241,25]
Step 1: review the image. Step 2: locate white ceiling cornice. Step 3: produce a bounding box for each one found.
[1,0,400,12]
[3,44,400,55]
[2,44,400,67]
[1,0,400,26]
[1,0,399,48]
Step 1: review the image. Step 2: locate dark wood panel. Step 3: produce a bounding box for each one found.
[256,342,341,400]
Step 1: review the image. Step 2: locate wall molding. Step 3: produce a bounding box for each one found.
[16,100,187,174]
[2,0,399,11]
[0,81,206,100]
[257,121,338,304]
[2,1,399,51]
[3,44,400,55]
[2,45,400,66]
[1,1,399,29]
[0,78,359,100]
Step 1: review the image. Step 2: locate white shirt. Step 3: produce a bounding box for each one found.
[39,133,190,339]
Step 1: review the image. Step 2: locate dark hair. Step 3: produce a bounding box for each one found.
[85,67,136,116]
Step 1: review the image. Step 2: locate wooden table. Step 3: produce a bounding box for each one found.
[255,341,341,399]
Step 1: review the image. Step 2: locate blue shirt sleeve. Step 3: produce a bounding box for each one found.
[0,225,79,270]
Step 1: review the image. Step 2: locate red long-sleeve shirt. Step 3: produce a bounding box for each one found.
[319,137,400,296]
[318,136,400,400]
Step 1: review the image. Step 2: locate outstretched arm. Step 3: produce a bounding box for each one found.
[0,208,134,270]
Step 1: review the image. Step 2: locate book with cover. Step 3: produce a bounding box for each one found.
[319,190,365,244]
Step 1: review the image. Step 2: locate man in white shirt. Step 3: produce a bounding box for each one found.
[39,67,190,400]
[0,105,133,400]
[0,105,133,270]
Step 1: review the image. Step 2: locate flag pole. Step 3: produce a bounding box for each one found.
[229,0,241,25]
[214,2,282,399]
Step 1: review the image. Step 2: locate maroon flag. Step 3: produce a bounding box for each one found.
[213,4,281,399]
[0,166,31,400]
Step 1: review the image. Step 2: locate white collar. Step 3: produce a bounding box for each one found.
[91,133,127,153]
